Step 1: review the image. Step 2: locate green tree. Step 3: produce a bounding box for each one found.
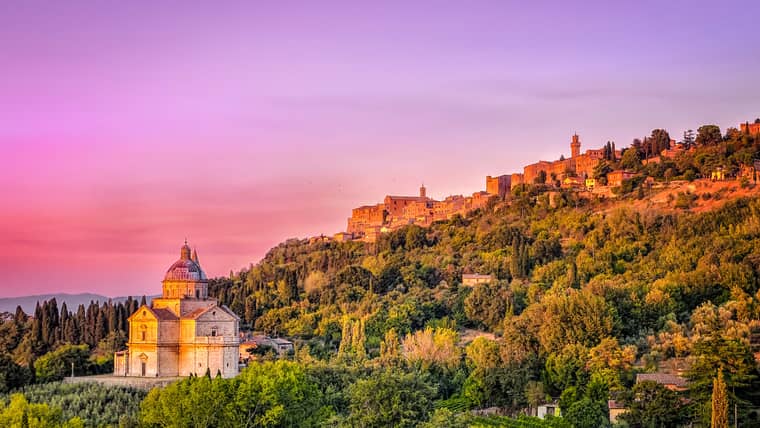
[711,370,728,428]
[620,148,642,170]
[35,344,92,382]
[686,336,756,424]
[696,125,722,146]
[0,394,83,428]
[465,337,501,371]
[379,328,401,365]
[538,290,616,354]
[0,353,32,392]
[345,369,436,428]
[683,129,695,149]
[593,161,613,184]
[418,408,470,428]
[564,397,609,428]
[464,281,510,330]
[401,327,460,370]
[619,381,690,428]
[650,129,672,155]
[140,361,329,428]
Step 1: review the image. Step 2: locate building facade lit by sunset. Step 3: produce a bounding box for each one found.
[114,242,240,378]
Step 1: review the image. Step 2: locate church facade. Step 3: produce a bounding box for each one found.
[114,242,240,378]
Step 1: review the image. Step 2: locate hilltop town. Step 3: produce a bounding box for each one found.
[340,119,760,243]
[4,117,760,428]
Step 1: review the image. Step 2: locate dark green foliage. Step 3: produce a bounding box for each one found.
[696,124,722,146]
[345,368,437,428]
[618,381,690,428]
[0,354,32,393]
[140,360,331,428]
[563,397,609,428]
[34,344,90,382]
[3,382,146,427]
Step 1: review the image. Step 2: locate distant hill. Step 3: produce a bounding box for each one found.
[0,293,158,315]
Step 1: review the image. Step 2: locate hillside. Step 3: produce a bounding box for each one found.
[3,126,760,427]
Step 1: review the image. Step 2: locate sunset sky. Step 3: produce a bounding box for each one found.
[2,1,759,297]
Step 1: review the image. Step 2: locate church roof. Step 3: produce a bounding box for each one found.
[151,307,178,321]
[164,240,207,282]
[127,305,178,322]
[184,304,240,321]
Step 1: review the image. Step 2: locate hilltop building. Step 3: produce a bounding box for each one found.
[114,241,240,378]
[521,134,621,185]
[607,170,637,187]
[462,273,493,287]
[345,184,496,241]
[740,120,760,136]
[486,175,511,198]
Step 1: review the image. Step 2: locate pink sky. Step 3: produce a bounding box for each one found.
[1,1,759,297]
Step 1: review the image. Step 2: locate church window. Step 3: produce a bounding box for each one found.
[211,328,218,337]
[141,331,146,341]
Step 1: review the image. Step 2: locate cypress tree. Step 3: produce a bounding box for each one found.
[711,369,728,428]
[60,302,69,343]
[14,306,27,324]
[40,301,51,345]
[108,302,117,333]
[95,307,108,344]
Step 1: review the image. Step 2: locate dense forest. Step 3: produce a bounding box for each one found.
[2,122,760,427]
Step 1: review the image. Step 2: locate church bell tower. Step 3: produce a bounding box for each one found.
[571,134,581,158]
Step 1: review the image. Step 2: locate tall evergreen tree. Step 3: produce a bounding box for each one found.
[14,306,27,324]
[712,369,728,428]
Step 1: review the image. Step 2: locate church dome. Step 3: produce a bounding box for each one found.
[163,241,207,282]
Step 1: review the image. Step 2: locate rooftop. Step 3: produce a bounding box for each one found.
[636,373,688,387]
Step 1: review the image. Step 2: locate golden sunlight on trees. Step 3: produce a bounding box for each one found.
[711,370,728,428]
[402,327,460,370]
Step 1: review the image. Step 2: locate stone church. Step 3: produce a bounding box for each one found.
[114,241,240,378]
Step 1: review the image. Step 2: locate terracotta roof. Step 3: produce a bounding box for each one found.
[184,306,214,319]
[150,307,178,321]
[608,400,625,409]
[127,305,178,321]
[636,373,688,387]
[185,304,240,320]
[462,274,493,279]
[386,195,426,200]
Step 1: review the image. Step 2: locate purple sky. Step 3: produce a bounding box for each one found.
[1,1,759,298]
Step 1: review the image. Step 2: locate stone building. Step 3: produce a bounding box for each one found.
[486,175,511,198]
[384,185,429,217]
[114,241,240,378]
[347,204,386,234]
[740,120,760,136]
[461,273,493,287]
[522,134,620,184]
[510,173,525,190]
[607,170,637,187]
